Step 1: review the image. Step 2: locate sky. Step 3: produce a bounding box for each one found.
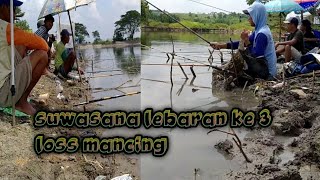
[19,0,141,42]
[18,0,250,42]
[147,0,249,14]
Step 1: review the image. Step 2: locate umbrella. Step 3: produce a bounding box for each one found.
[265,0,304,13]
[295,0,320,10]
[38,0,95,82]
[265,0,304,41]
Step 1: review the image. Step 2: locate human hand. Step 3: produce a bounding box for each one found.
[275,43,280,49]
[241,30,249,41]
[210,42,222,50]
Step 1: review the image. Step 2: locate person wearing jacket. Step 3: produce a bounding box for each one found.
[210,0,277,80]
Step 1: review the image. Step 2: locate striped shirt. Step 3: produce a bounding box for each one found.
[35,25,49,42]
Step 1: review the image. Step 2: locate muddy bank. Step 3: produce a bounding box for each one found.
[215,74,320,179]
[0,65,139,179]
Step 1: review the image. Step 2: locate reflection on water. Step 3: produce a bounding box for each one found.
[141,32,260,180]
[80,46,141,111]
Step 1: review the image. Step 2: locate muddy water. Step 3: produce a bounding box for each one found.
[80,46,141,111]
[141,32,260,180]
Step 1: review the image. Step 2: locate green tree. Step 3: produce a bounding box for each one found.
[141,0,150,25]
[75,23,89,44]
[16,20,30,31]
[114,10,140,40]
[15,7,31,31]
[92,30,101,44]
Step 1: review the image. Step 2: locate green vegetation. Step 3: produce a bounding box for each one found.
[75,23,90,44]
[15,7,31,31]
[113,10,141,41]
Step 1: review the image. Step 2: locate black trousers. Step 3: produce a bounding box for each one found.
[240,50,270,80]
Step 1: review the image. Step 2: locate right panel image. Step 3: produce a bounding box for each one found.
[141,0,320,179]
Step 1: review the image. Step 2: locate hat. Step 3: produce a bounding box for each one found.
[60,29,71,37]
[44,14,55,22]
[0,0,23,7]
[243,10,250,15]
[284,17,299,26]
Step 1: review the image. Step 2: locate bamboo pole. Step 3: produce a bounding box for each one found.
[74,92,141,106]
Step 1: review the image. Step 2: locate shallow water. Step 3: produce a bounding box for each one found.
[80,46,141,111]
[140,32,260,180]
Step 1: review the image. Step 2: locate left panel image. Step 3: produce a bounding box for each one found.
[0,0,141,179]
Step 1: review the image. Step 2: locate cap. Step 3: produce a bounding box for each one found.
[37,20,44,28]
[0,0,23,7]
[44,14,55,22]
[60,29,71,37]
[243,10,250,15]
[284,17,299,26]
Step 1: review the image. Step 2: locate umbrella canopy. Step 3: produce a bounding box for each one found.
[265,0,304,13]
[295,0,320,10]
[38,0,94,19]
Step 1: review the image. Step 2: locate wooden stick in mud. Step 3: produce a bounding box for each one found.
[242,81,248,95]
[170,36,175,86]
[208,49,214,66]
[313,70,315,92]
[74,92,141,106]
[177,61,189,79]
[207,129,252,163]
[190,66,197,78]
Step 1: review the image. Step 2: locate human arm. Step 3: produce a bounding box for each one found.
[6,24,49,52]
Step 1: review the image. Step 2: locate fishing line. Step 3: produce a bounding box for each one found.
[186,0,233,13]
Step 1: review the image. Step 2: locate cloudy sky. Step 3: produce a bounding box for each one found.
[19,0,140,42]
[18,0,250,41]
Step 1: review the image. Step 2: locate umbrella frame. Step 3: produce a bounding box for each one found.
[10,0,16,125]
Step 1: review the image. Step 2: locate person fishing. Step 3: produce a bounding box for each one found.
[54,29,83,78]
[210,1,277,81]
[0,0,49,115]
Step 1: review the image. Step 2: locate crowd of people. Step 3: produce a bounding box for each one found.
[211,0,320,81]
[0,0,82,116]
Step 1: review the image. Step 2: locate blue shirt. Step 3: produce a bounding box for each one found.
[227,32,268,58]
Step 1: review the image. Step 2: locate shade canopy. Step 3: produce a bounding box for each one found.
[265,0,304,13]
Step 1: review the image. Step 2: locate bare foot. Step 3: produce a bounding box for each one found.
[15,101,36,116]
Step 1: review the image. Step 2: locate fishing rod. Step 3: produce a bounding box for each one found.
[186,0,232,13]
[145,0,211,45]
[74,92,141,106]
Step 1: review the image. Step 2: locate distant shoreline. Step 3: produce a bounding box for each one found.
[76,41,140,49]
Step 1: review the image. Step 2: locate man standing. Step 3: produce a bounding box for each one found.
[54,29,83,78]
[275,17,304,63]
[211,1,277,80]
[0,0,49,115]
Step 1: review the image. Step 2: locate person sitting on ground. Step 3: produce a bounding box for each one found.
[210,1,277,80]
[300,19,319,52]
[275,17,304,63]
[0,0,49,115]
[54,29,83,78]
[35,14,55,74]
